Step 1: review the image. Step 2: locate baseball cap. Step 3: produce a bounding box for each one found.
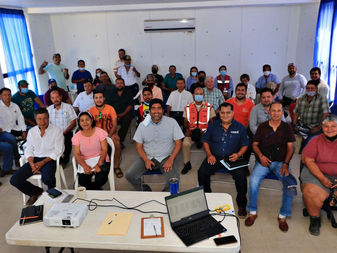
[48,79,56,85]
[282,174,298,197]
[124,55,131,60]
[18,80,29,86]
[288,63,296,67]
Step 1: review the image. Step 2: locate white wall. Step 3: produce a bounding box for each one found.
[27,3,319,93]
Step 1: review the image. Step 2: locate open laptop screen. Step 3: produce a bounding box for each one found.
[166,187,208,223]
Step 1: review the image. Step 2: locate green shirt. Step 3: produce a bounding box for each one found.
[11,90,37,121]
[163,73,183,89]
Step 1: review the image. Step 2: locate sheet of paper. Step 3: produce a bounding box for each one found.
[143,218,162,236]
[77,156,100,173]
[97,212,134,236]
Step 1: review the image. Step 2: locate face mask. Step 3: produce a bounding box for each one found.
[152,69,158,74]
[326,134,337,142]
[21,88,29,93]
[79,67,85,71]
[199,77,205,82]
[96,73,101,78]
[264,71,270,76]
[147,82,155,87]
[194,95,204,102]
[220,70,227,76]
[306,91,316,97]
[125,64,131,67]
[191,72,197,77]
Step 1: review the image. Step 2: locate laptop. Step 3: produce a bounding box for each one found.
[165,186,226,246]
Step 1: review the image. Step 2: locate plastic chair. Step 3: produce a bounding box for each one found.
[72,137,115,190]
[20,154,67,204]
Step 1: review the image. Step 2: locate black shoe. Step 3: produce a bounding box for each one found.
[142,184,152,192]
[0,170,4,177]
[181,162,192,175]
[238,207,247,218]
[309,216,321,236]
[121,143,125,150]
[196,141,203,149]
[26,188,43,206]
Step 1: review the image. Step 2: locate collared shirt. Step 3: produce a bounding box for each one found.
[203,88,224,111]
[117,65,138,86]
[44,87,70,107]
[254,121,295,162]
[43,63,68,90]
[294,93,329,128]
[226,98,254,127]
[109,89,134,114]
[73,91,95,112]
[166,89,193,112]
[47,102,77,132]
[317,80,329,99]
[279,73,307,99]
[0,101,26,132]
[202,119,249,158]
[114,59,124,72]
[140,85,163,102]
[25,123,64,160]
[255,73,280,89]
[163,73,183,89]
[133,116,184,162]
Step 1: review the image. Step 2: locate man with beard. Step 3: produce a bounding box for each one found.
[136,87,153,124]
[109,78,134,149]
[140,74,163,102]
[126,99,184,191]
[279,63,307,107]
[44,79,72,107]
[89,90,123,178]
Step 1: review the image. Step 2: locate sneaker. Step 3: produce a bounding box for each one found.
[181,162,192,175]
[309,216,321,236]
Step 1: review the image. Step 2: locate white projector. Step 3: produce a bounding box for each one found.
[43,203,88,227]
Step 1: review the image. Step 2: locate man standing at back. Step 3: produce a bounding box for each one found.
[255,64,281,94]
[39,53,69,91]
[116,55,140,98]
[71,60,93,94]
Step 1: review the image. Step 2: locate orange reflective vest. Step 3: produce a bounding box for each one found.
[217,75,230,93]
[185,102,212,131]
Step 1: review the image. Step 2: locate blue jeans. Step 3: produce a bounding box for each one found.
[0,131,20,161]
[0,141,13,171]
[247,161,293,216]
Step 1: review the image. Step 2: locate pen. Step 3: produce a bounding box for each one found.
[153,225,157,236]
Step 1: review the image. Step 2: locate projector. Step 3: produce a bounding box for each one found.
[44,203,88,227]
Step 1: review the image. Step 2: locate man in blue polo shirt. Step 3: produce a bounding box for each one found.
[198,102,249,218]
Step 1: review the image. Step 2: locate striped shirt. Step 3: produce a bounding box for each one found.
[47,102,77,131]
[203,88,224,111]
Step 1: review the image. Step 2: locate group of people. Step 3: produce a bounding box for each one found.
[0,49,336,237]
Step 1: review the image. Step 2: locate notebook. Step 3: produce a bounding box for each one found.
[165,186,225,246]
[220,158,249,171]
[19,205,44,225]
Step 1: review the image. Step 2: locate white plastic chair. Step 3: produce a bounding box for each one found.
[72,136,115,190]
[20,155,68,204]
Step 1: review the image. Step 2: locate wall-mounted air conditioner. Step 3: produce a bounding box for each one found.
[144,18,195,32]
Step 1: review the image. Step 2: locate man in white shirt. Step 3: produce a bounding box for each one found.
[47,90,77,166]
[240,74,256,102]
[116,55,140,98]
[0,88,27,172]
[113,48,126,78]
[167,78,193,127]
[73,81,95,113]
[10,108,64,206]
[310,67,329,99]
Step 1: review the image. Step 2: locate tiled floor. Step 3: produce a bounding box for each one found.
[1,127,337,253]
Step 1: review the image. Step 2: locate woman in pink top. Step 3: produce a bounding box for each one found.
[72,112,109,190]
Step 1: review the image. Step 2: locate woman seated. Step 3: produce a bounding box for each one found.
[301,114,337,236]
[72,111,109,190]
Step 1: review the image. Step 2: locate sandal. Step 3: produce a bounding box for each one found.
[114,167,124,178]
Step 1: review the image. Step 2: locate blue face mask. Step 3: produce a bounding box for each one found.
[21,88,29,93]
[125,64,131,67]
[96,72,101,78]
[306,91,316,97]
[79,67,85,71]
[191,72,197,77]
[194,95,203,102]
[220,70,227,76]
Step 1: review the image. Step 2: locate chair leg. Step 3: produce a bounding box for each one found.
[59,166,68,189]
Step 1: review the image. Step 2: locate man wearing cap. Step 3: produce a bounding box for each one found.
[116,55,140,98]
[71,60,93,94]
[310,67,329,99]
[279,63,307,107]
[245,102,295,232]
[113,48,126,78]
[44,79,72,107]
[39,53,69,91]
[255,64,281,95]
[12,80,45,127]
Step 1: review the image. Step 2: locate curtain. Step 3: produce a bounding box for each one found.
[0,8,37,93]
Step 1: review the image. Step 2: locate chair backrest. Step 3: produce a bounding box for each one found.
[72,136,115,190]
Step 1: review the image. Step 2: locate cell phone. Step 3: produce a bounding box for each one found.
[214,235,237,246]
[47,188,62,198]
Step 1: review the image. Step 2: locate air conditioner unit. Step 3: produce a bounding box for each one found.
[144,18,195,32]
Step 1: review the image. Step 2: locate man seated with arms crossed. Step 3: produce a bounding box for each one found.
[198,102,249,218]
[181,87,215,174]
[126,99,184,191]
[73,81,95,114]
[0,88,27,171]
[10,108,64,206]
[136,87,152,124]
[245,102,295,232]
[12,80,45,127]
[167,78,193,127]
[89,90,123,178]
[47,90,77,167]
[292,80,329,151]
